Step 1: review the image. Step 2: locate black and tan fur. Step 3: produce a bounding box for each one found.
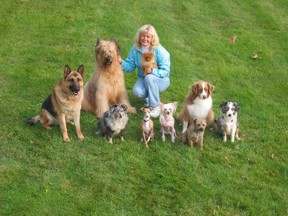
[27,65,85,142]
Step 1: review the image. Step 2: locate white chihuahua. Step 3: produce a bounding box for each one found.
[159,102,178,143]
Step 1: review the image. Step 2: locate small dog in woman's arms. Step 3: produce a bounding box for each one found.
[140,107,154,147]
[182,118,207,150]
[159,102,178,143]
[141,52,158,76]
[96,104,129,144]
[213,101,241,142]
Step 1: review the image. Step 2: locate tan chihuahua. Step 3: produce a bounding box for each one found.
[140,107,154,147]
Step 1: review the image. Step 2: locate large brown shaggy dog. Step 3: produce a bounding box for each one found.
[82,38,136,118]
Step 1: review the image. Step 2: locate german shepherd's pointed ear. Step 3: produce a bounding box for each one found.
[77,64,84,77]
[110,38,121,55]
[64,65,71,79]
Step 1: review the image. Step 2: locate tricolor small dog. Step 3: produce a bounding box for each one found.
[140,107,154,147]
[213,101,241,142]
[178,81,215,133]
[96,104,129,144]
[159,102,178,143]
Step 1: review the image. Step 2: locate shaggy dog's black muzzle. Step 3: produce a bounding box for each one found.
[105,57,112,65]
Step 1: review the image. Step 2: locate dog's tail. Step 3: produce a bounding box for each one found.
[26,115,41,126]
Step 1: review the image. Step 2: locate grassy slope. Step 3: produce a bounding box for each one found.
[0,0,287,215]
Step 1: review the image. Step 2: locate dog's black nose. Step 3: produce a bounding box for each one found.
[70,85,80,93]
[105,57,111,65]
[228,114,232,117]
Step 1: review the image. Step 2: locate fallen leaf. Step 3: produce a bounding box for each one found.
[251,54,259,59]
[230,35,237,43]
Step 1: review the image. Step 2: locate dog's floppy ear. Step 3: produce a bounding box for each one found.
[234,102,240,112]
[190,83,198,94]
[95,39,103,57]
[193,118,198,124]
[77,64,84,77]
[207,83,215,95]
[110,38,121,55]
[220,101,227,108]
[109,104,118,112]
[64,65,71,79]
[121,104,128,112]
[172,102,178,111]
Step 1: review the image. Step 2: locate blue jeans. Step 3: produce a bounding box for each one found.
[132,75,170,107]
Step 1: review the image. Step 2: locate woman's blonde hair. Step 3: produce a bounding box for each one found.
[134,24,159,50]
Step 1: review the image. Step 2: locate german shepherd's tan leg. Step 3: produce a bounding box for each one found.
[58,113,70,142]
[73,112,84,141]
[40,109,55,130]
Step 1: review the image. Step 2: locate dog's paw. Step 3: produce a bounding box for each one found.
[63,137,71,142]
[128,106,137,114]
[78,134,85,141]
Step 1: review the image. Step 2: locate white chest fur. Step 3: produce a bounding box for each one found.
[223,116,237,135]
[187,96,212,119]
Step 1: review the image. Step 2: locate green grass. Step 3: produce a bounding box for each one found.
[1,0,288,215]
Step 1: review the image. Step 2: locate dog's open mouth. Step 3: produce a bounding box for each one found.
[70,86,80,96]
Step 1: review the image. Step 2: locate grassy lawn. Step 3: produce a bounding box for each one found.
[1,0,287,215]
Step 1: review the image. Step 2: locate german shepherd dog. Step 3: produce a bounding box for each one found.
[27,65,85,142]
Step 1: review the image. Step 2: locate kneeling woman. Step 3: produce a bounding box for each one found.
[120,24,171,118]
